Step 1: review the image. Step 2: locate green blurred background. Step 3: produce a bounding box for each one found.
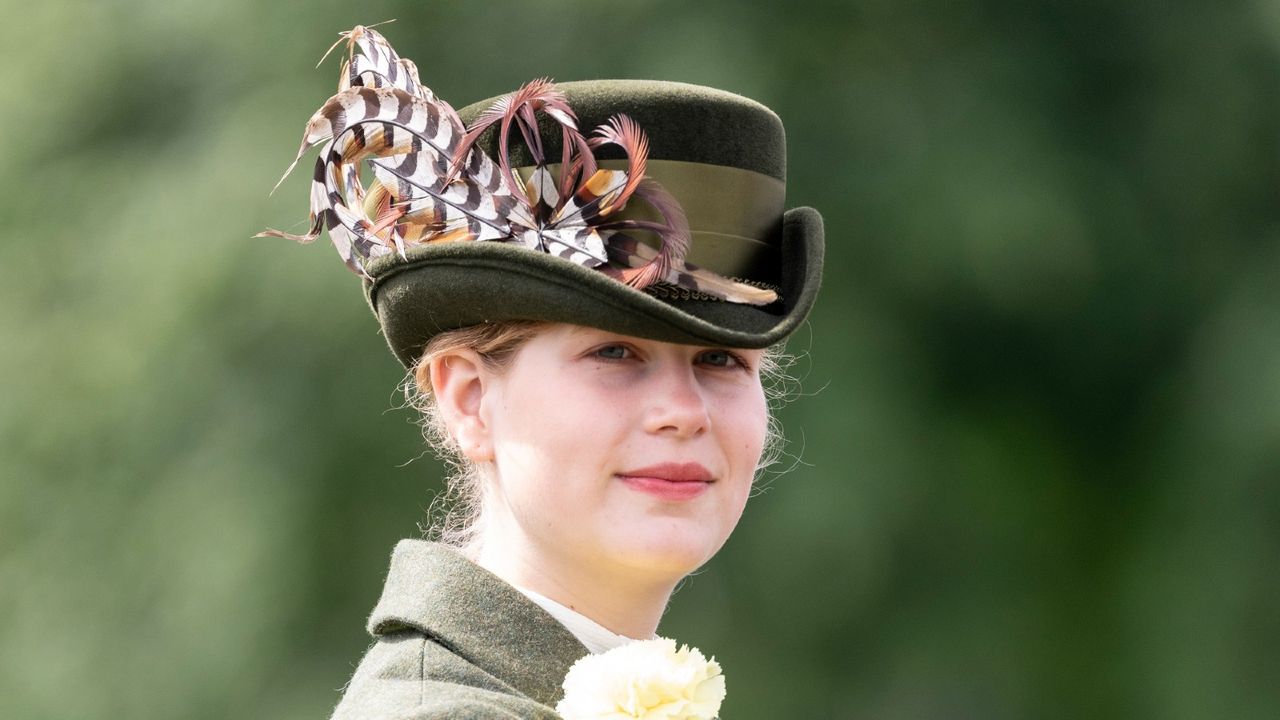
[3,0,1277,717]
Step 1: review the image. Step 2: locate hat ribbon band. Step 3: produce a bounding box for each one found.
[516,159,785,280]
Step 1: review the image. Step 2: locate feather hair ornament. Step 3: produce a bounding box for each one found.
[259,25,777,305]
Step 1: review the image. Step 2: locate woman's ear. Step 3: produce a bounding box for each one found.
[429,350,495,463]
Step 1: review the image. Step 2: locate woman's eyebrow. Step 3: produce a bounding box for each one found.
[565,325,617,341]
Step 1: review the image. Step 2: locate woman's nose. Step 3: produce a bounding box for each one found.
[643,365,711,438]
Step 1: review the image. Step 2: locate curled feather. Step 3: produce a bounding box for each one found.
[587,115,648,214]
[446,78,569,204]
[599,178,689,290]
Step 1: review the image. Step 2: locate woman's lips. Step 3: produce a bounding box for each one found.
[617,463,714,501]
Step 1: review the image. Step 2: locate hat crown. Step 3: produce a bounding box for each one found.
[456,80,790,286]
[458,80,786,182]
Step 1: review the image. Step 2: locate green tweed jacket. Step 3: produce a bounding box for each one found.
[329,540,589,719]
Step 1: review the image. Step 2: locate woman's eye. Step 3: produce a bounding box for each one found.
[594,344,630,360]
[697,350,739,368]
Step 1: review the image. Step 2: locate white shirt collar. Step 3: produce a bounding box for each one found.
[514,585,647,654]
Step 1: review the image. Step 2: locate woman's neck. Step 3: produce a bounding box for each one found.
[474,535,678,640]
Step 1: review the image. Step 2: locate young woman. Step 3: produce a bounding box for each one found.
[264,26,824,720]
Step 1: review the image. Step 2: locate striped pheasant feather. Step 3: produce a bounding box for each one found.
[259,81,525,274]
[334,24,432,101]
[259,25,777,304]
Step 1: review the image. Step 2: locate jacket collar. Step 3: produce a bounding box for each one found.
[366,540,589,707]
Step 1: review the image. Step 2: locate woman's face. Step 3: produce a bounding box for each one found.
[475,323,768,582]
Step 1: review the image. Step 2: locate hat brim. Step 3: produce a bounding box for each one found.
[364,206,824,367]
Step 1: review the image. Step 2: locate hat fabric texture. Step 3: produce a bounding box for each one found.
[364,79,824,367]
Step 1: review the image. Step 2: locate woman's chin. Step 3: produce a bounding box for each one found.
[602,524,728,579]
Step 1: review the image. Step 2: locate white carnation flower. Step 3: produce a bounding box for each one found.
[556,637,726,720]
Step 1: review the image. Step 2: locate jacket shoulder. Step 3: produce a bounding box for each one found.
[329,631,561,720]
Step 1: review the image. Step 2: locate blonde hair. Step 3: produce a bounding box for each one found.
[404,321,794,554]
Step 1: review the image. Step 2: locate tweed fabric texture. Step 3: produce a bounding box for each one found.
[329,541,589,720]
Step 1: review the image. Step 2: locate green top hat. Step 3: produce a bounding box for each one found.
[262,27,823,367]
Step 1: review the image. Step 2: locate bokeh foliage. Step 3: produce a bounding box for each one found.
[2,1,1277,718]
